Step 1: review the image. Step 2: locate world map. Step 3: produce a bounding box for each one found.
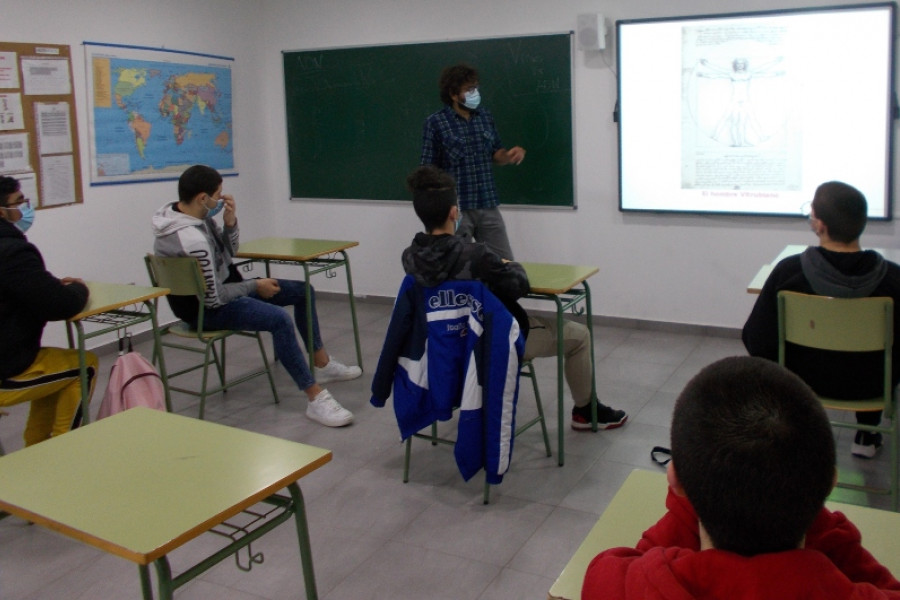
[87,46,234,183]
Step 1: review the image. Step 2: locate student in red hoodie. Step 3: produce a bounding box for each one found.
[582,356,900,600]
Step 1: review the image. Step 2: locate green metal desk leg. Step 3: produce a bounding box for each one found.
[303,263,316,373]
[152,555,175,600]
[288,481,320,600]
[73,321,92,426]
[340,250,363,371]
[554,295,566,467]
[583,281,599,433]
[139,564,154,600]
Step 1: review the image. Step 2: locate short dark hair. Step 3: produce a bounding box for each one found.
[0,176,20,206]
[407,165,457,231]
[670,356,835,556]
[178,165,222,203]
[811,181,867,244]
[439,63,478,106]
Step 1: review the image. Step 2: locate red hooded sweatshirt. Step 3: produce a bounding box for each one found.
[582,488,900,600]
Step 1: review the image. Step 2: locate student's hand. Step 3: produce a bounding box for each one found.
[222,194,237,227]
[61,277,86,286]
[256,278,280,299]
[506,146,526,165]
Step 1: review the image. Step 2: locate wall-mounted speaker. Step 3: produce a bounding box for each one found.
[576,13,606,51]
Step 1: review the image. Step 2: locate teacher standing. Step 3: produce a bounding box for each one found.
[420,63,525,261]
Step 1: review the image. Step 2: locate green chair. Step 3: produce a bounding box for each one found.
[403,358,552,505]
[777,291,898,511]
[145,255,280,420]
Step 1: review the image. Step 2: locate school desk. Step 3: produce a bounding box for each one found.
[235,237,362,371]
[0,407,332,600]
[522,262,600,466]
[548,468,900,600]
[66,281,170,423]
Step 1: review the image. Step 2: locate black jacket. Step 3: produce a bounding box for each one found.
[743,246,900,399]
[0,220,89,379]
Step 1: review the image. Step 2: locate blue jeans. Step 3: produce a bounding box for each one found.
[202,279,323,391]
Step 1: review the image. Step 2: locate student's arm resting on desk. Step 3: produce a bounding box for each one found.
[807,509,900,590]
[0,240,88,319]
[473,250,530,303]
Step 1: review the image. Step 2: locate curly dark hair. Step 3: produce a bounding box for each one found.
[439,63,478,105]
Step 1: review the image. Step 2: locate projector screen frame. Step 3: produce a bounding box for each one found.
[615,2,897,221]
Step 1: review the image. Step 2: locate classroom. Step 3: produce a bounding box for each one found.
[1,0,898,598]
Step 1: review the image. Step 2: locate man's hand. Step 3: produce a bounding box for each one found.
[222,193,237,227]
[506,146,526,165]
[60,277,86,286]
[256,278,280,299]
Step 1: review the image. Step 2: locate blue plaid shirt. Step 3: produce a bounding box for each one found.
[420,106,504,210]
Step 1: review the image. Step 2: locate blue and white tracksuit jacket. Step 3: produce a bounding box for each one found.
[371,275,524,484]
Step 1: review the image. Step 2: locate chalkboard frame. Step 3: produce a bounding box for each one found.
[282,33,575,207]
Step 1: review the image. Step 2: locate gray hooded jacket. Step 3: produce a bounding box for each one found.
[151,202,255,316]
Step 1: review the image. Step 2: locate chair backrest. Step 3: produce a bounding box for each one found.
[144,255,206,299]
[777,291,893,400]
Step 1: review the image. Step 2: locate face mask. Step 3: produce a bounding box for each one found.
[205,197,225,218]
[462,88,481,110]
[455,211,463,233]
[14,202,34,233]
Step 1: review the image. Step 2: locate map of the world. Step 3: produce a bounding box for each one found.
[85,43,235,184]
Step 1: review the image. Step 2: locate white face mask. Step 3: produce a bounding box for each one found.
[462,88,481,110]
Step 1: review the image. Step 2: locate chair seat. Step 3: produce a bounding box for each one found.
[167,321,232,341]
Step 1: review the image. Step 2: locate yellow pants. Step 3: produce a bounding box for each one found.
[0,347,98,447]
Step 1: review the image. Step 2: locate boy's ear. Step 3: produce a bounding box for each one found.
[667,461,687,497]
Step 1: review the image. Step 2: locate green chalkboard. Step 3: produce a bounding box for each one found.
[283,34,574,206]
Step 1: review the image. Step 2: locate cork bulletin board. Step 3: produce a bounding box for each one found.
[0,41,83,208]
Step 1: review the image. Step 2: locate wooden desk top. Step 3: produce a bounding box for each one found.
[522,262,599,295]
[0,408,332,565]
[236,237,359,262]
[549,469,900,600]
[69,281,169,321]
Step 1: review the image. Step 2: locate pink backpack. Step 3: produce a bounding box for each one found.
[97,350,166,419]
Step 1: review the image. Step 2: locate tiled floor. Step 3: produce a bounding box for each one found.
[0,297,893,599]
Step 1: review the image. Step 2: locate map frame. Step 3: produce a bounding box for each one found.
[84,41,236,186]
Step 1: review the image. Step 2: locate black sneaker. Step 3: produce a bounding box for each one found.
[851,431,883,459]
[571,403,628,431]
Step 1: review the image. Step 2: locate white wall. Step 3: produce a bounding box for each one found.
[6,0,899,348]
[4,0,275,346]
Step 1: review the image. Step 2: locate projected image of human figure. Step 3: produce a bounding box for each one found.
[695,56,785,147]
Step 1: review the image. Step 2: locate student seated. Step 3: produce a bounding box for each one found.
[152,165,361,427]
[743,181,900,458]
[0,175,98,446]
[582,356,900,599]
[378,165,626,430]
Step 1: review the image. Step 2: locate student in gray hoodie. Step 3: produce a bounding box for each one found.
[743,181,900,457]
[152,165,360,427]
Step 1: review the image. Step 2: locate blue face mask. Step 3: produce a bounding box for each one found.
[462,88,481,110]
[14,201,34,233]
[455,211,463,233]
[206,197,225,218]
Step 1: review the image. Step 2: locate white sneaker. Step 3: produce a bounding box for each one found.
[306,389,353,427]
[315,356,362,384]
